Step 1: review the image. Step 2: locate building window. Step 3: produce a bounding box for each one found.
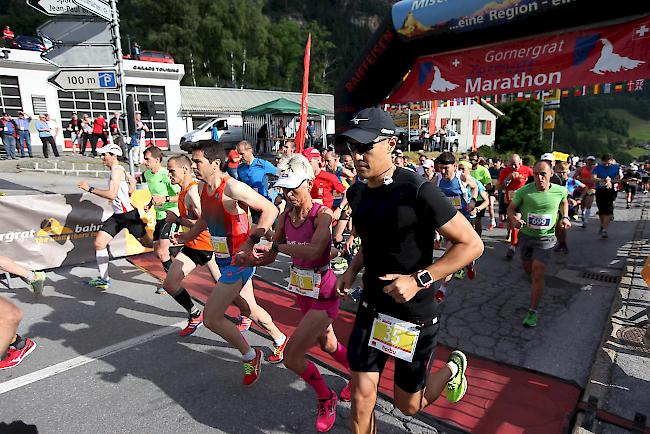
[478,120,492,135]
[0,75,22,116]
[31,95,47,115]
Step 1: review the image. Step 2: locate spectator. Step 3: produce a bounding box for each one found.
[2,26,14,48]
[256,123,268,154]
[36,114,59,158]
[80,114,93,156]
[133,42,141,60]
[67,113,82,153]
[109,112,126,159]
[16,112,32,158]
[129,113,148,164]
[1,113,18,159]
[89,114,108,155]
[307,120,316,147]
[236,140,276,224]
[226,148,241,179]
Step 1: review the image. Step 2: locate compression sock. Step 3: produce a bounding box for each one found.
[96,248,109,280]
[162,259,173,273]
[511,227,519,247]
[171,288,195,314]
[300,360,331,400]
[327,342,350,370]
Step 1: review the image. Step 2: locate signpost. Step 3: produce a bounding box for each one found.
[26,0,94,17]
[48,69,117,91]
[72,0,112,21]
[38,19,111,44]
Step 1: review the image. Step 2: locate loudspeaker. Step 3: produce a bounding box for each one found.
[126,95,136,135]
[139,100,156,118]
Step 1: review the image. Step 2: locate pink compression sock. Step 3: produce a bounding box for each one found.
[300,361,330,400]
[329,342,350,370]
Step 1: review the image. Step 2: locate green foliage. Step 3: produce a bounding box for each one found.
[494,100,545,156]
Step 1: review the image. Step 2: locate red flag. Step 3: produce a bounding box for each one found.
[428,100,438,136]
[295,33,311,153]
[472,118,479,152]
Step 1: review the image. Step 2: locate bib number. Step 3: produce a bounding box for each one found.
[368,314,420,363]
[210,236,230,259]
[527,213,552,230]
[288,267,321,299]
[449,195,462,209]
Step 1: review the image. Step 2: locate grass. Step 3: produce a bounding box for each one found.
[608,109,650,142]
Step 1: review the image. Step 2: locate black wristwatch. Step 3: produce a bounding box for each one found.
[271,241,280,253]
[88,187,95,194]
[249,234,262,244]
[414,269,434,288]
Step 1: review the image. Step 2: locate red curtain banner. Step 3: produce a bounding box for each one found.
[295,33,312,153]
[387,15,650,104]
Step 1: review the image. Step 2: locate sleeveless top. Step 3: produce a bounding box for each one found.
[284,202,331,270]
[179,181,213,251]
[579,166,595,188]
[110,166,134,214]
[200,176,249,263]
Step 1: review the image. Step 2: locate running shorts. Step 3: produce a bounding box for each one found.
[180,246,214,266]
[518,233,557,265]
[101,209,146,238]
[347,302,439,393]
[294,269,340,319]
[625,184,638,195]
[218,264,255,285]
[595,188,617,216]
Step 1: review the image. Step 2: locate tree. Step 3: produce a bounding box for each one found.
[495,100,545,156]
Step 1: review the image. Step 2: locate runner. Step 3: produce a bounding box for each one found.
[641,163,650,194]
[621,164,641,209]
[468,152,494,236]
[498,154,534,259]
[142,146,181,294]
[0,257,45,369]
[79,143,153,289]
[242,154,351,432]
[554,161,585,253]
[488,159,504,229]
[577,156,597,229]
[592,153,620,239]
[335,108,483,434]
[324,151,353,211]
[302,147,346,212]
[508,160,570,327]
[174,140,286,386]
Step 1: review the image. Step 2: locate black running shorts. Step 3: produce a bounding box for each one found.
[595,188,617,216]
[347,303,439,393]
[101,209,147,238]
[180,246,214,266]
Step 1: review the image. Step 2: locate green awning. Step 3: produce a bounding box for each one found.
[242,97,326,116]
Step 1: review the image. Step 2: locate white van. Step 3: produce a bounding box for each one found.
[180,116,243,152]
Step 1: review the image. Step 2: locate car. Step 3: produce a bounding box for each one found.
[179,117,244,152]
[138,50,174,64]
[12,35,46,51]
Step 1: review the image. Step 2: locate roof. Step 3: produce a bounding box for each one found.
[242,98,326,116]
[180,86,334,116]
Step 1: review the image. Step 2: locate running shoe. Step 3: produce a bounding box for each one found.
[179,312,203,337]
[626,203,631,209]
[601,230,608,239]
[488,223,496,231]
[30,271,46,295]
[0,337,36,370]
[435,289,445,303]
[242,348,262,386]
[582,220,588,229]
[88,276,110,289]
[506,246,516,260]
[554,243,569,254]
[316,389,338,432]
[466,262,476,280]
[155,287,166,294]
[446,350,468,403]
[598,226,603,235]
[266,337,287,364]
[454,269,465,280]
[522,310,538,327]
[237,315,252,332]
[331,259,348,271]
[340,380,351,402]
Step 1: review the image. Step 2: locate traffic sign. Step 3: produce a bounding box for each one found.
[48,69,117,91]
[42,44,115,68]
[26,0,94,17]
[38,19,111,44]
[72,0,111,21]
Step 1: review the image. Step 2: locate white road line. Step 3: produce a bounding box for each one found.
[0,321,185,396]
[262,266,284,272]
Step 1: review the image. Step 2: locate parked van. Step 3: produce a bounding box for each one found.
[180,117,243,152]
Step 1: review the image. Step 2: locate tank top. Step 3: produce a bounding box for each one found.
[579,166,595,188]
[110,166,134,214]
[438,173,471,219]
[200,176,249,263]
[178,182,213,251]
[284,202,331,269]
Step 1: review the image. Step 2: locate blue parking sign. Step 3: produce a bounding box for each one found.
[98,71,116,88]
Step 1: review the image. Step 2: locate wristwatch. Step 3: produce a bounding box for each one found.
[414,269,434,288]
[562,216,571,221]
[88,187,95,194]
[271,241,280,253]
[165,196,170,202]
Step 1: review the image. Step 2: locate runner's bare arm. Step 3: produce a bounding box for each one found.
[336,246,364,297]
[225,180,278,239]
[275,208,333,260]
[126,173,137,194]
[78,167,123,200]
[476,190,490,211]
[173,216,208,245]
[507,200,525,227]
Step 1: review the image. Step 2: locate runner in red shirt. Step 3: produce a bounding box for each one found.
[577,156,597,228]
[302,147,346,212]
[498,154,533,259]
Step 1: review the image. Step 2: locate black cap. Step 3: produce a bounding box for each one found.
[339,107,397,144]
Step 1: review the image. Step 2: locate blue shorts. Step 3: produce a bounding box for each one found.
[217,263,255,285]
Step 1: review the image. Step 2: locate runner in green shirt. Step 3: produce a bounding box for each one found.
[508,160,570,327]
[468,152,494,237]
[143,146,181,293]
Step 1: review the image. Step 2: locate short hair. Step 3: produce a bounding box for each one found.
[435,151,456,165]
[468,151,479,159]
[276,154,315,180]
[534,160,552,170]
[237,140,253,150]
[192,140,227,172]
[602,153,613,161]
[169,154,192,169]
[144,146,163,160]
[556,161,569,171]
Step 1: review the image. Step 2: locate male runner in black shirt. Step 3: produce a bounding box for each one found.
[336,108,484,434]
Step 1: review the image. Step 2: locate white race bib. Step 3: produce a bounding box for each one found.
[527,213,553,230]
[288,267,321,299]
[368,314,421,363]
[448,195,462,209]
[210,236,230,259]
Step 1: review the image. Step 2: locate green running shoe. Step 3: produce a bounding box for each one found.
[29,271,46,295]
[522,310,538,327]
[88,276,110,289]
[454,269,465,280]
[446,350,468,403]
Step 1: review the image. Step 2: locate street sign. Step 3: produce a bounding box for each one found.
[48,69,117,91]
[72,0,111,21]
[38,19,111,44]
[42,44,115,68]
[26,0,94,17]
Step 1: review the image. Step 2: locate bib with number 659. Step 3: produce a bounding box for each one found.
[527,213,552,230]
[210,236,230,259]
[288,267,321,299]
[368,313,420,363]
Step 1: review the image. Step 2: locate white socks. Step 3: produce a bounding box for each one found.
[96,248,109,280]
[274,334,287,347]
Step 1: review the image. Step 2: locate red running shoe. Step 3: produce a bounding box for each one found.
[339,380,351,402]
[242,348,262,386]
[237,315,252,332]
[180,312,203,337]
[0,337,36,370]
[316,389,338,432]
[466,263,476,280]
[266,337,287,364]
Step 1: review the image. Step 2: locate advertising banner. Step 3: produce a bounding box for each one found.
[387,15,650,103]
[0,190,155,271]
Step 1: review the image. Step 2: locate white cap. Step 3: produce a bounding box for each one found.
[422,159,434,169]
[630,163,639,171]
[274,171,310,189]
[540,152,555,162]
[587,155,596,161]
[97,143,123,156]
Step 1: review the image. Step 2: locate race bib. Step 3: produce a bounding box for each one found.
[210,236,230,259]
[448,195,462,209]
[368,313,420,363]
[288,267,321,299]
[527,213,552,230]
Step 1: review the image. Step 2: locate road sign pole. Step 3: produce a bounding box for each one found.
[110,0,134,176]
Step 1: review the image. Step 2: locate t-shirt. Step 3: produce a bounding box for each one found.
[471,165,491,202]
[498,165,534,203]
[592,164,620,189]
[237,158,276,200]
[144,168,181,221]
[347,168,456,321]
[623,170,641,185]
[578,165,596,188]
[311,170,345,209]
[92,117,106,135]
[488,167,502,181]
[511,183,567,238]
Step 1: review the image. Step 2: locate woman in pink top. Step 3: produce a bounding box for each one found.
[245,154,350,433]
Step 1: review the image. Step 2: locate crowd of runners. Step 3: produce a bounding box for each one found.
[0,107,639,433]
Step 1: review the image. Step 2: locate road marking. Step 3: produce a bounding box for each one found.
[0,321,185,395]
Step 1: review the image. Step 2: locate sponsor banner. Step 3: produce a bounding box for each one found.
[0,190,156,271]
[387,15,650,103]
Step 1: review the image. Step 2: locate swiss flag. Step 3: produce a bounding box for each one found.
[633,22,650,40]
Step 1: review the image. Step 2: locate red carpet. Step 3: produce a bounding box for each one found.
[130,253,581,433]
